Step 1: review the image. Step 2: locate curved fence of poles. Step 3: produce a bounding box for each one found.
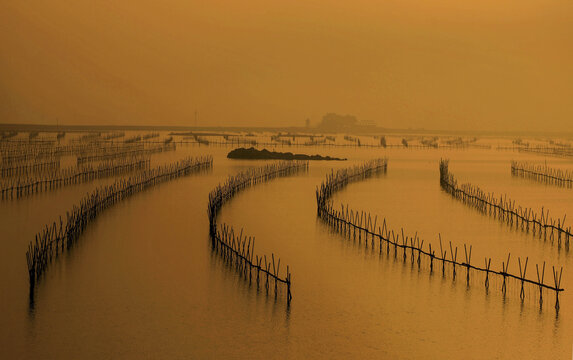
[207,161,309,303]
[317,159,564,310]
[440,159,571,249]
[316,158,388,213]
[26,156,213,288]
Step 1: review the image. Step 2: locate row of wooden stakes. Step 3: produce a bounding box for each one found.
[518,146,573,158]
[511,161,573,188]
[317,160,565,310]
[213,224,292,300]
[1,139,142,164]
[26,156,213,287]
[207,161,309,303]
[1,157,151,200]
[440,159,571,249]
[1,158,61,178]
[316,158,388,212]
[76,142,175,165]
[174,138,487,150]
[1,148,62,165]
[207,161,310,231]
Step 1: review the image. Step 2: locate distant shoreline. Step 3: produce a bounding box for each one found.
[0,123,570,138]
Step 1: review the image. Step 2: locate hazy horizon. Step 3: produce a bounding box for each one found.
[1,1,572,132]
[2,4,573,356]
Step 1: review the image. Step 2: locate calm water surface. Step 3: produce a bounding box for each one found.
[1,138,571,359]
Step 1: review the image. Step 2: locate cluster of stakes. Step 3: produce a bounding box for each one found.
[168,133,484,149]
[0,157,60,177]
[440,159,571,249]
[12,132,568,312]
[316,158,388,211]
[317,159,564,310]
[208,161,309,303]
[1,132,178,200]
[518,146,573,158]
[1,132,141,162]
[2,157,150,200]
[76,142,175,165]
[2,145,63,163]
[26,156,213,287]
[74,142,146,160]
[511,160,573,188]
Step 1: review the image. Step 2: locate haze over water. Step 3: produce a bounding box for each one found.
[0,133,571,359]
[1,0,573,358]
[1,0,573,131]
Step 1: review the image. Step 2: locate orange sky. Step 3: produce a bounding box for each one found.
[1,0,572,131]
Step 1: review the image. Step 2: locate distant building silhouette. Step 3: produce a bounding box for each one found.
[317,113,375,132]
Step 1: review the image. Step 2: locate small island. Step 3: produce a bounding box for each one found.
[227,147,346,161]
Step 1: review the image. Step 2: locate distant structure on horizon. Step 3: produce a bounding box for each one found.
[317,113,376,132]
